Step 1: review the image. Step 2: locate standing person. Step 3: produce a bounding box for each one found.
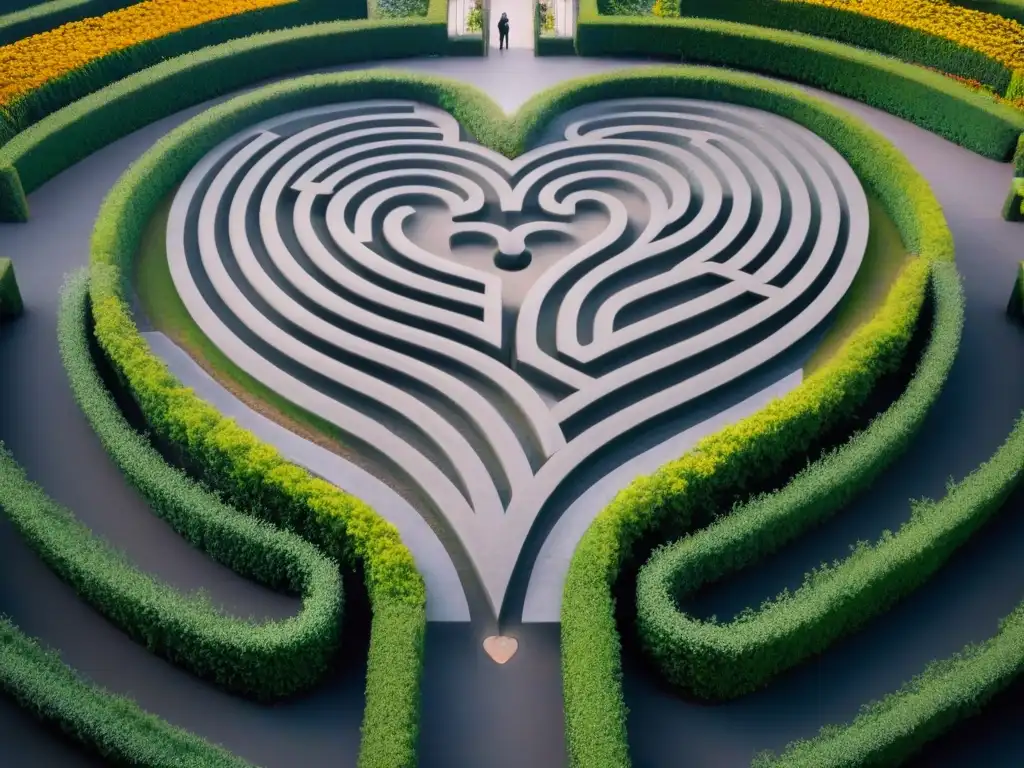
[498,12,509,50]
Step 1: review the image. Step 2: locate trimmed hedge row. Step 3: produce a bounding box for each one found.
[0,271,344,701]
[641,0,1016,94]
[0,257,23,319]
[1007,262,1024,319]
[0,618,252,767]
[574,6,1024,161]
[637,261,965,700]
[752,417,1024,768]
[1003,177,1024,221]
[0,0,447,221]
[558,72,956,768]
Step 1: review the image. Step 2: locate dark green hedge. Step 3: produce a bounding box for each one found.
[637,262,965,700]
[0,257,23,319]
[624,0,1012,92]
[0,0,449,220]
[0,618,252,767]
[0,271,344,701]
[574,7,1024,162]
[1015,134,1024,175]
[752,417,1024,768]
[1007,262,1024,318]
[1003,178,1024,221]
[555,69,955,768]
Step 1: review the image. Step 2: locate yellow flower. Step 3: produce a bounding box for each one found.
[0,0,295,109]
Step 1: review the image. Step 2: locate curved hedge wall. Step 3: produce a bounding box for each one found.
[558,70,958,768]
[574,5,1024,162]
[55,271,344,700]
[753,412,1024,767]
[637,262,965,700]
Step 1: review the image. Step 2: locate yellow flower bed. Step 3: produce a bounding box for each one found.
[0,0,294,109]
[785,0,1024,72]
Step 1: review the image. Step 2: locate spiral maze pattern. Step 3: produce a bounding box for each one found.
[167,97,870,618]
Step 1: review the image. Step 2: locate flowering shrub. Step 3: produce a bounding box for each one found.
[0,0,293,109]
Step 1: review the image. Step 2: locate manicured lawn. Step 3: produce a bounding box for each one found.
[133,189,351,454]
[806,195,911,374]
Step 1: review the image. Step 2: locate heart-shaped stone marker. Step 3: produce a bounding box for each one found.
[483,635,518,664]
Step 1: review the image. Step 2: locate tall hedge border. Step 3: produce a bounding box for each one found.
[558,73,956,768]
[574,5,1024,162]
[752,415,1024,768]
[0,0,448,221]
[52,271,344,699]
[625,0,1017,94]
[0,618,252,767]
[637,262,965,700]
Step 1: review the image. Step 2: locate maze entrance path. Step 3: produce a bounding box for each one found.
[1,55,1024,768]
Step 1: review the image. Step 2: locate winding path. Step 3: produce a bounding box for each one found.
[1,53,1022,768]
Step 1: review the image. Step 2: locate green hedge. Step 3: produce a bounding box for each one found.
[1015,134,1024,175]
[953,0,1024,25]
[1003,177,1024,221]
[574,7,1024,162]
[0,0,448,220]
[624,0,1012,93]
[0,618,252,767]
[0,257,23,319]
[1007,262,1024,319]
[558,71,955,768]
[0,272,345,701]
[753,419,1024,768]
[637,262,965,700]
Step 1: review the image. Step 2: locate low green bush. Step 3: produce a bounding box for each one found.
[1002,177,1024,221]
[0,257,23,319]
[1007,262,1024,318]
[0,618,252,767]
[1014,134,1024,175]
[557,70,955,768]
[752,420,1024,768]
[637,262,965,700]
[574,6,1024,161]
[0,272,346,701]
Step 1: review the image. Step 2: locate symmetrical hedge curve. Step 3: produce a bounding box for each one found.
[636,263,966,700]
[559,72,957,768]
[573,5,1024,162]
[0,618,253,767]
[0,271,344,701]
[752,413,1024,767]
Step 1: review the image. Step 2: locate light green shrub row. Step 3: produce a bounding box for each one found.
[625,0,1011,93]
[0,0,449,220]
[0,618,252,767]
[752,418,1024,768]
[636,262,965,700]
[0,257,23,319]
[574,6,1024,161]
[0,271,343,702]
[1003,177,1024,221]
[558,71,955,768]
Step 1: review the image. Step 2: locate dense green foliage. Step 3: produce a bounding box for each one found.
[557,71,956,768]
[1015,133,1024,175]
[1003,177,1024,221]
[0,272,344,700]
[0,257,23,318]
[1008,262,1024,318]
[574,6,1024,161]
[752,420,1024,767]
[637,262,965,700]
[599,0,1012,93]
[953,0,1024,25]
[0,618,253,767]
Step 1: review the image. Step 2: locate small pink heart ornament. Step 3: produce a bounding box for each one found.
[483,635,518,664]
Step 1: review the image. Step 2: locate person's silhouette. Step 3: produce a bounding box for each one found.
[498,12,509,50]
